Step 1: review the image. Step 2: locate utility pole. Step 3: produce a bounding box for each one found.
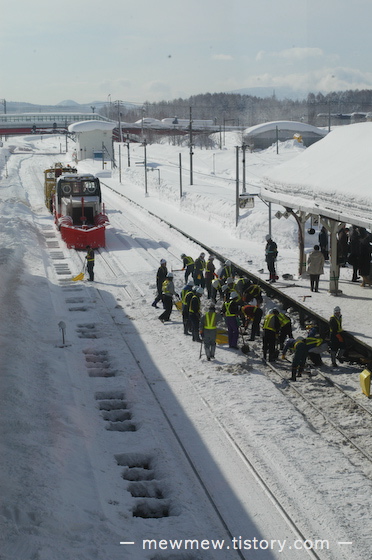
[241,143,247,193]
[179,153,183,198]
[143,139,148,195]
[116,101,123,143]
[189,106,193,185]
[126,138,131,167]
[118,144,122,183]
[235,146,239,226]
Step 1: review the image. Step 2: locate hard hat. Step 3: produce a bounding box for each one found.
[221,284,229,292]
[265,234,271,241]
[226,277,234,284]
[225,260,231,265]
[160,258,166,264]
[212,279,220,288]
[196,287,204,295]
[167,272,173,278]
[230,291,238,299]
[334,306,341,313]
[208,255,214,260]
[181,253,186,258]
[200,252,205,258]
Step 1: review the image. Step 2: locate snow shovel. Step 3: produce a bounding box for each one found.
[72,263,86,282]
[240,329,250,354]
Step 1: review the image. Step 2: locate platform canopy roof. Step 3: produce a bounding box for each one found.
[68,120,116,133]
[260,122,372,230]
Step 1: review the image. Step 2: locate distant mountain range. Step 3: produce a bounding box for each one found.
[3,100,109,114]
[3,88,312,114]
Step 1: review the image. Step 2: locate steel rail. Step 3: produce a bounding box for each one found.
[261,356,372,465]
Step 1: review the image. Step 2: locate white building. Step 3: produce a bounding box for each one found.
[68,120,116,162]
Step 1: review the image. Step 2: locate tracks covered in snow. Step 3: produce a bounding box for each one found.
[1,139,372,560]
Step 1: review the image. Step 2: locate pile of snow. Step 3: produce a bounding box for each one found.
[262,122,372,222]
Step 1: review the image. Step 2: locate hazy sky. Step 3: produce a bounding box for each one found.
[1,0,371,106]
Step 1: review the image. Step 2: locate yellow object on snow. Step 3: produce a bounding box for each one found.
[360,369,371,397]
[216,328,229,345]
[174,300,182,311]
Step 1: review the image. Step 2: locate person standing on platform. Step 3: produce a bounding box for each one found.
[348,226,361,282]
[329,306,346,367]
[265,235,278,283]
[318,226,329,261]
[307,245,325,292]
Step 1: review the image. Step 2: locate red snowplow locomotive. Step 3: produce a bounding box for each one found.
[52,172,108,249]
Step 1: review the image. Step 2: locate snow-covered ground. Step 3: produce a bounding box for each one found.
[0,131,371,560]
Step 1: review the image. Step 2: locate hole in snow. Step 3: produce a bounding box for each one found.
[132,500,169,518]
[121,467,155,481]
[99,400,128,411]
[101,410,132,422]
[128,482,164,499]
[105,421,136,432]
[95,390,124,400]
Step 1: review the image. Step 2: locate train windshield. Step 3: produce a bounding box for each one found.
[59,177,100,197]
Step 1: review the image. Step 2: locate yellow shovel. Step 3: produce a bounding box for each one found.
[72,271,84,281]
[72,263,86,282]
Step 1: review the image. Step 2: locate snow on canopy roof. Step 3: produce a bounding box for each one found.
[244,120,327,137]
[68,120,116,133]
[260,122,372,229]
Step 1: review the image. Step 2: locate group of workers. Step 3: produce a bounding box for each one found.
[151,253,347,375]
[152,253,291,363]
[281,306,345,380]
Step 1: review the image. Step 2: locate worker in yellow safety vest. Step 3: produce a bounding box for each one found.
[189,286,204,341]
[263,308,280,362]
[181,254,195,283]
[159,272,176,323]
[180,279,194,335]
[278,311,293,349]
[200,303,221,360]
[222,291,240,349]
[85,245,95,281]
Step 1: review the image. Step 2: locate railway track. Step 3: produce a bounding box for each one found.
[68,194,329,559]
[101,180,372,367]
[57,177,371,559]
[258,353,372,475]
[89,258,326,560]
